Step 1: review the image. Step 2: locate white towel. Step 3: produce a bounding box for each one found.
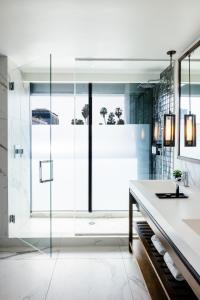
[164,252,184,281]
[151,235,166,256]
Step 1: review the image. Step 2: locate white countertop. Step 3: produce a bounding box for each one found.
[129,180,200,276]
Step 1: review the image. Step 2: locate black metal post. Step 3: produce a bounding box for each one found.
[129,189,133,253]
[88,83,92,212]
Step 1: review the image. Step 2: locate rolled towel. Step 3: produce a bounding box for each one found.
[164,252,184,281]
[151,235,166,256]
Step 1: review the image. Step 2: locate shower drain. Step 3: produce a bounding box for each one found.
[89,221,95,225]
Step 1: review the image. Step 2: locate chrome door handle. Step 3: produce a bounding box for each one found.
[39,160,53,183]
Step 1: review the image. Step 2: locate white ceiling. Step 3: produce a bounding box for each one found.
[0,0,200,71]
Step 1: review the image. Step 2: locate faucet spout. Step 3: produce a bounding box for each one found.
[176,183,179,198]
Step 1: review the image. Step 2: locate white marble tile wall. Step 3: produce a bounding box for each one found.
[8,60,31,237]
[0,55,8,237]
[0,56,31,239]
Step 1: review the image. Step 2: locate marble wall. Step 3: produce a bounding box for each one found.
[8,61,31,237]
[0,56,31,238]
[0,56,8,237]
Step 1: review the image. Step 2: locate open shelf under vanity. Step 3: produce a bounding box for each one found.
[133,221,197,300]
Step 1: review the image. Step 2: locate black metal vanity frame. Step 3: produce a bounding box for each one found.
[129,188,200,299]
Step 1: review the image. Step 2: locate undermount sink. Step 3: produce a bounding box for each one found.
[155,192,188,199]
[183,219,200,236]
[135,180,192,199]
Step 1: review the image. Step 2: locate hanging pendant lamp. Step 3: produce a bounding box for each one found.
[153,120,159,143]
[184,54,196,147]
[163,50,176,147]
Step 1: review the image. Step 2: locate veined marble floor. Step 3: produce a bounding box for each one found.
[0,242,151,300]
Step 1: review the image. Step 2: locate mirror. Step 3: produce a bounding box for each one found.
[178,40,200,162]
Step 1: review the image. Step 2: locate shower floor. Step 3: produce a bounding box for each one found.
[13,218,128,238]
[11,213,142,238]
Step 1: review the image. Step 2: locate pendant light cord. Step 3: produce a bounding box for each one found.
[169,52,173,114]
[166,50,176,115]
[189,54,191,114]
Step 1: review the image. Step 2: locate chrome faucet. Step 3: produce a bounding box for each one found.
[182,171,189,187]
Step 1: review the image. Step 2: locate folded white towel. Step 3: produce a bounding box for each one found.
[164,252,184,281]
[151,235,166,256]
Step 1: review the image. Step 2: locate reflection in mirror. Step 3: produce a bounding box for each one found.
[179,41,200,161]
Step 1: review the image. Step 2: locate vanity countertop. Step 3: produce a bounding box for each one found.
[129,180,200,276]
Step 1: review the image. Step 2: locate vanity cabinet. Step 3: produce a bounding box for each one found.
[129,182,200,299]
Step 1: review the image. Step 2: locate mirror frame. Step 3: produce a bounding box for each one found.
[178,40,200,163]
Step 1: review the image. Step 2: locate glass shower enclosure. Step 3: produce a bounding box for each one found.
[8,57,167,250]
[8,55,53,253]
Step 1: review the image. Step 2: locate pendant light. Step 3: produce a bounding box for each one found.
[153,85,160,144]
[163,50,176,147]
[153,121,159,143]
[184,54,196,147]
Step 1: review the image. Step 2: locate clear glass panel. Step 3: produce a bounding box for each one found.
[8,55,52,254]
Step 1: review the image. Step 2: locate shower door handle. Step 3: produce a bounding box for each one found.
[39,160,53,183]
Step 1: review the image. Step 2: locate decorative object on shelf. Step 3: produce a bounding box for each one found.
[100,107,108,124]
[173,169,182,181]
[71,118,84,125]
[163,50,176,147]
[184,54,196,147]
[82,104,89,124]
[107,112,116,125]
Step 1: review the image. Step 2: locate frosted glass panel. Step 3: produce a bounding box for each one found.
[32,92,88,211]
[31,85,151,213]
[93,125,150,210]
[74,93,88,211]
[32,95,75,211]
[32,126,51,211]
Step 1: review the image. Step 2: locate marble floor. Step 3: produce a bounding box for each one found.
[0,242,151,300]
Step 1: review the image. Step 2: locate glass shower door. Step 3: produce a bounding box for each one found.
[8,55,52,254]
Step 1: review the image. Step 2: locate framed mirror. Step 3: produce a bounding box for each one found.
[178,40,200,162]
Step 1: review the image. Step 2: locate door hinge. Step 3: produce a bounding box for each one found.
[9,215,15,223]
[9,82,14,91]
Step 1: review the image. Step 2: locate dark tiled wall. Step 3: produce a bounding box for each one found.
[152,66,175,179]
